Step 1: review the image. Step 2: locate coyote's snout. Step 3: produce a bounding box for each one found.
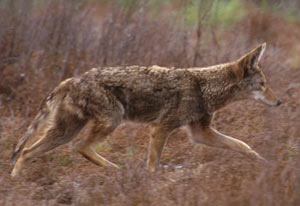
[11,43,281,177]
[252,87,282,106]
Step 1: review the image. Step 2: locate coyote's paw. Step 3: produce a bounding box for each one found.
[248,150,267,162]
[11,167,20,178]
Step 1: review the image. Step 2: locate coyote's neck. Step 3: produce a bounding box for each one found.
[190,63,240,113]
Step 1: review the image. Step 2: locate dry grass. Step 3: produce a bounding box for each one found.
[0,0,300,205]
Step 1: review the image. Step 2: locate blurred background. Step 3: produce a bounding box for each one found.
[0,0,300,205]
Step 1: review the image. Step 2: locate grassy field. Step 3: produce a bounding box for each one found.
[0,0,300,205]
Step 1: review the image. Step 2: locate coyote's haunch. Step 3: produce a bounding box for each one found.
[11,43,282,177]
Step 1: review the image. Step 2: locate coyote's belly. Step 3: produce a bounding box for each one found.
[104,85,181,122]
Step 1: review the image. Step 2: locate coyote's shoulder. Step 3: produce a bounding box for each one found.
[11,43,282,177]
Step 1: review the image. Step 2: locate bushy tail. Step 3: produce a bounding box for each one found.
[12,111,46,164]
[11,80,69,165]
[12,128,32,164]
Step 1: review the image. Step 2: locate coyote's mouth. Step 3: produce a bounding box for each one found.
[252,91,282,106]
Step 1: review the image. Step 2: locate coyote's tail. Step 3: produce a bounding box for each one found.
[11,81,69,165]
[12,128,33,164]
[11,99,52,165]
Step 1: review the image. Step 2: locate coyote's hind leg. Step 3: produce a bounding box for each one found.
[77,88,124,169]
[78,119,121,169]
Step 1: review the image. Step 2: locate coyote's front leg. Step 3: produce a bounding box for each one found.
[188,122,264,161]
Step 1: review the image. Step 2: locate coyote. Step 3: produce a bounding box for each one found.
[11,43,281,177]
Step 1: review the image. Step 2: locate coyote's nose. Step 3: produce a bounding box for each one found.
[276,99,283,106]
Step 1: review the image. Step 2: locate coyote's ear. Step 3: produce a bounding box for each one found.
[239,43,266,70]
[232,63,244,83]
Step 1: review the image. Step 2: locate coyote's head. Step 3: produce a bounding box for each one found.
[234,43,282,106]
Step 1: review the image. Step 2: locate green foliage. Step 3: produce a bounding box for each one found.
[260,0,300,22]
[283,144,299,161]
[180,0,246,27]
[181,0,212,26]
[55,153,73,167]
[210,0,246,27]
[118,0,135,8]
[95,141,111,152]
[126,145,135,159]
[291,49,300,69]
[280,2,300,22]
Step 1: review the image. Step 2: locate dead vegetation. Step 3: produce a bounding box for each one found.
[0,0,300,205]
